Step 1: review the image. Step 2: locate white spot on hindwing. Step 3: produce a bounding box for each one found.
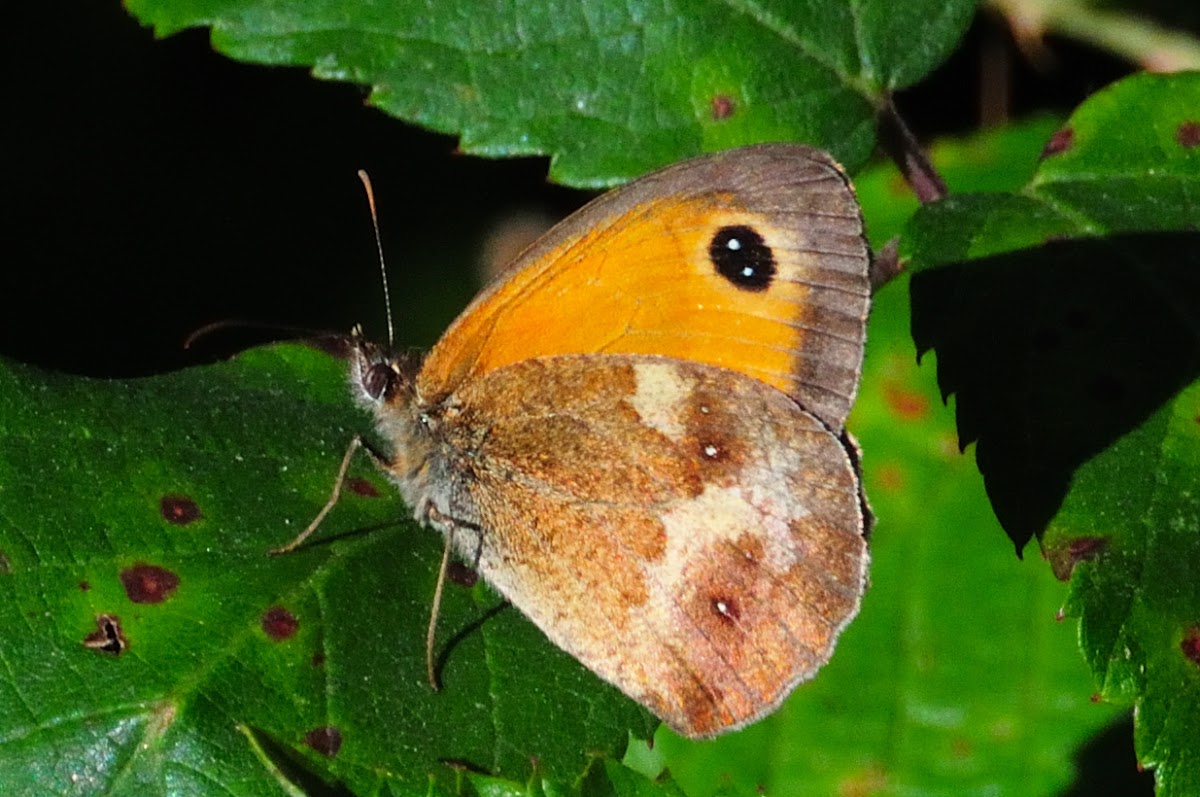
[628,362,693,442]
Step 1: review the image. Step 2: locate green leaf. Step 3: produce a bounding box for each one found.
[0,344,655,796]
[655,270,1125,797]
[122,0,976,186]
[905,71,1200,265]
[901,70,1200,791]
[1044,381,1200,797]
[1,116,1132,796]
[905,70,1200,548]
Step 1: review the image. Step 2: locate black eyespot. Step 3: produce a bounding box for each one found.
[709,225,775,291]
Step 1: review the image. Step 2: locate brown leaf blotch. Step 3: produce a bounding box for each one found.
[120,563,180,604]
[1177,121,1200,149]
[262,606,300,640]
[304,726,343,757]
[160,494,203,525]
[311,651,326,668]
[347,477,380,497]
[1047,536,1110,581]
[83,614,127,655]
[79,580,91,592]
[1068,537,1108,560]
[836,764,889,797]
[1181,627,1200,667]
[884,382,930,420]
[447,561,479,588]
[1042,127,1074,158]
[711,95,735,120]
[875,463,905,492]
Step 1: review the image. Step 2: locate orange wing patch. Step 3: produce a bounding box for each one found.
[417,145,870,432]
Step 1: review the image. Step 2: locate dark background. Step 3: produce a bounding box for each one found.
[3,2,1133,378]
[0,3,1154,793]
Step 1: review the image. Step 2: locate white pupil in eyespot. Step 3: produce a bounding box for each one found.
[726,238,742,250]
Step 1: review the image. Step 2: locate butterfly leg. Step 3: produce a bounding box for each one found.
[423,504,488,691]
[268,434,391,555]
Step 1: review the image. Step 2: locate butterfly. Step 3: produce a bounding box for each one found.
[280,143,873,738]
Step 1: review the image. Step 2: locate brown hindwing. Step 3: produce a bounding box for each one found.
[437,353,868,737]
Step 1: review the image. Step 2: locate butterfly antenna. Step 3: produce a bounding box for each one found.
[357,169,395,350]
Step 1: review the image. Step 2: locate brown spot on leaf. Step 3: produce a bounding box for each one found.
[884,382,930,420]
[837,764,888,797]
[1069,537,1107,560]
[83,614,127,655]
[262,606,299,640]
[347,477,380,497]
[447,561,479,588]
[711,95,735,120]
[1177,121,1200,148]
[311,651,326,668]
[1042,127,1074,157]
[1046,536,1109,581]
[120,563,180,604]
[304,726,342,757]
[160,494,202,525]
[875,463,905,492]
[79,580,91,592]
[1181,627,1200,666]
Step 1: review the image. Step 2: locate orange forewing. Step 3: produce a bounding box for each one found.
[418,145,870,432]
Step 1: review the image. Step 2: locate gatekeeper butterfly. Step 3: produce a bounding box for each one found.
[278,143,872,738]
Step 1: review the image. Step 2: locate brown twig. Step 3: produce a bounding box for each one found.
[877,98,947,204]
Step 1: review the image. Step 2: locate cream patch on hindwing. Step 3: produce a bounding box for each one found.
[627,361,694,442]
[644,451,813,628]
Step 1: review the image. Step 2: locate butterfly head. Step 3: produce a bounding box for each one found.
[346,324,420,408]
